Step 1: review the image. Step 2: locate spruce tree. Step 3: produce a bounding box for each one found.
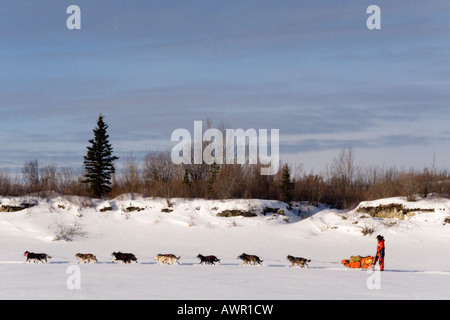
[182,169,191,187]
[82,114,119,198]
[280,163,294,203]
[206,162,219,199]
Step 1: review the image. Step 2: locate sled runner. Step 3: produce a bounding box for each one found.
[341,255,374,270]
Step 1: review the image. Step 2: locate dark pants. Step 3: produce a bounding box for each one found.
[375,253,384,271]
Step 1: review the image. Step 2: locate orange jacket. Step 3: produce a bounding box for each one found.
[377,239,385,259]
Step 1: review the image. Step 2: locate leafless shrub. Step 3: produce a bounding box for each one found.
[52,222,83,241]
[361,225,375,236]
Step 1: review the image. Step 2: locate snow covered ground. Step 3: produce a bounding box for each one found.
[0,194,449,300]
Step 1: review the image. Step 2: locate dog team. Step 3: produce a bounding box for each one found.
[22,251,311,268]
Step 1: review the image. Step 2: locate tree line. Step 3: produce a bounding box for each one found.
[1,148,448,209]
[0,116,448,209]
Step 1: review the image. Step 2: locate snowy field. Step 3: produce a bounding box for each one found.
[1,194,449,300]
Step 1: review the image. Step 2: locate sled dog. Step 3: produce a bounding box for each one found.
[287,255,311,268]
[111,252,138,264]
[155,253,180,265]
[197,254,220,265]
[75,253,98,264]
[24,251,52,263]
[237,253,263,266]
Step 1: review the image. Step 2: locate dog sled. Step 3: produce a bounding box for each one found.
[341,255,374,270]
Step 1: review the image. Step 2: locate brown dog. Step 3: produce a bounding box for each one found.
[287,255,310,268]
[155,253,180,265]
[237,253,263,266]
[75,253,98,264]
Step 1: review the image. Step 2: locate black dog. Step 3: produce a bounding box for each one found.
[197,254,221,265]
[24,251,52,263]
[111,252,138,264]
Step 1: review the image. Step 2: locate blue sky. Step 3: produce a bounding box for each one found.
[0,1,449,172]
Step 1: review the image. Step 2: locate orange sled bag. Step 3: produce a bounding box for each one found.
[341,259,361,268]
[360,256,375,270]
[342,256,374,270]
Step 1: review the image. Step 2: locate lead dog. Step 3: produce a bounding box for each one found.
[24,251,52,263]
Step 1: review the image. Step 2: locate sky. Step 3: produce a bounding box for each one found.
[0,0,449,174]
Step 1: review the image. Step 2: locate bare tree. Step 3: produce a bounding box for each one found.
[121,152,141,193]
[144,151,175,183]
[22,160,40,187]
[0,170,14,196]
[40,163,57,192]
[326,148,360,208]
